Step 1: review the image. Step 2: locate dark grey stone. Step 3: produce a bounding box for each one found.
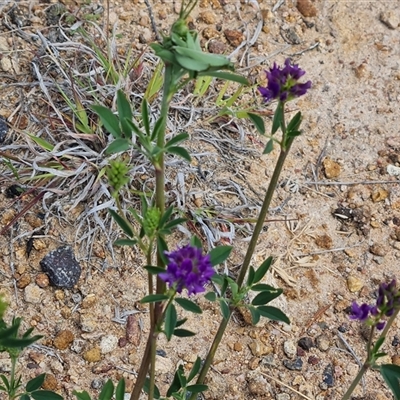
[298,337,314,351]
[40,246,81,288]
[322,364,335,388]
[283,357,303,371]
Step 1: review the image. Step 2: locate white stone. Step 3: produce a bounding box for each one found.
[24,284,43,304]
[100,335,118,354]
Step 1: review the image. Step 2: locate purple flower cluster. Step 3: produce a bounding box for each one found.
[258,58,312,103]
[159,245,215,295]
[350,279,400,330]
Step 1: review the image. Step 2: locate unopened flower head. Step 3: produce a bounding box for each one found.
[258,58,312,103]
[159,245,215,295]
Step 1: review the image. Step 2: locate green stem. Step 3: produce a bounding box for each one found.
[148,332,157,400]
[188,313,231,400]
[191,105,295,398]
[130,65,174,400]
[341,361,370,400]
[236,138,293,288]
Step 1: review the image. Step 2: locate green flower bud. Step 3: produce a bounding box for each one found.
[143,207,161,237]
[106,159,130,195]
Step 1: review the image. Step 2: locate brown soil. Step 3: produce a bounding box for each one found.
[1,1,400,399]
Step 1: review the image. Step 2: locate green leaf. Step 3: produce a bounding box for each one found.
[27,134,54,151]
[109,209,134,238]
[117,90,133,139]
[151,115,165,141]
[143,266,165,275]
[0,335,42,348]
[188,357,202,382]
[113,239,137,247]
[263,139,274,154]
[257,306,290,324]
[286,130,302,139]
[175,318,188,328]
[173,329,196,337]
[72,390,92,400]
[141,99,150,136]
[251,283,276,292]
[19,394,30,400]
[248,113,265,135]
[0,375,10,391]
[26,374,46,392]
[99,379,114,400]
[163,217,187,231]
[30,391,63,400]
[197,71,248,85]
[271,102,284,135]
[140,294,169,304]
[380,364,400,400]
[190,236,202,249]
[211,274,224,286]
[372,336,386,354]
[219,299,230,320]
[166,146,191,162]
[247,266,255,286]
[251,289,283,306]
[175,298,202,314]
[158,206,174,230]
[209,246,232,266]
[166,367,183,397]
[124,118,145,138]
[105,138,131,155]
[165,133,190,148]
[92,105,122,139]
[204,292,217,302]
[228,279,239,299]
[165,303,177,341]
[249,307,261,325]
[254,257,274,283]
[157,236,169,264]
[115,378,125,400]
[286,111,302,133]
[186,384,208,393]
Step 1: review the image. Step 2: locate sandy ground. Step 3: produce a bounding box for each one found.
[0,0,400,399]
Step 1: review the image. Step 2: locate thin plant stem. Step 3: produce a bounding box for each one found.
[130,64,174,400]
[190,311,231,398]
[236,101,289,287]
[191,111,295,396]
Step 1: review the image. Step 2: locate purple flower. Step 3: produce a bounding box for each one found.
[258,58,311,103]
[350,302,371,322]
[159,245,215,295]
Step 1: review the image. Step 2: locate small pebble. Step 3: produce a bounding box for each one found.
[315,334,330,351]
[308,355,319,365]
[322,364,335,388]
[24,284,43,304]
[392,335,400,346]
[91,379,103,390]
[298,337,314,351]
[100,335,118,354]
[347,275,363,292]
[379,11,400,29]
[283,340,297,358]
[283,357,303,371]
[83,348,102,363]
[53,330,74,350]
[40,246,81,288]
